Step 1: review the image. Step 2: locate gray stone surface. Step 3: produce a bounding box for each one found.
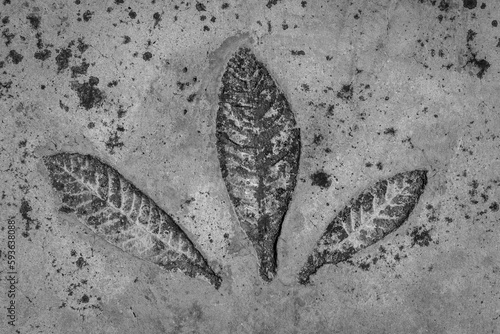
[1,0,499,333]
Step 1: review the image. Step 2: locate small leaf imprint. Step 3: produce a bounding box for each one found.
[216,47,301,281]
[298,170,427,284]
[43,153,221,289]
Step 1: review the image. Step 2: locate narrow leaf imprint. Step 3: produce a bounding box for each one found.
[43,153,221,289]
[216,47,301,281]
[298,170,427,285]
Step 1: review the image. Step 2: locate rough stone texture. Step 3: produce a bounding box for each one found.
[1,0,500,333]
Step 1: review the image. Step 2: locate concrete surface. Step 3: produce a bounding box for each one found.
[1,0,499,333]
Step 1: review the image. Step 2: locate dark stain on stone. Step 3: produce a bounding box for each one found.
[70,76,105,110]
[83,10,94,22]
[143,51,152,61]
[463,0,477,9]
[0,31,12,47]
[20,198,39,238]
[376,162,383,170]
[75,256,88,269]
[105,130,124,154]
[26,14,41,29]
[310,170,332,189]
[313,134,323,145]
[122,35,131,44]
[55,48,72,73]
[492,20,498,27]
[437,0,450,11]
[467,55,490,79]
[187,93,196,102]
[291,50,305,56]
[196,2,206,11]
[8,50,23,64]
[59,100,69,112]
[107,80,118,87]
[359,262,370,271]
[0,80,12,98]
[489,201,499,212]
[35,32,44,49]
[34,49,51,61]
[466,29,476,42]
[70,61,89,78]
[409,226,433,247]
[2,16,9,24]
[153,12,161,28]
[384,127,396,136]
[221,3,229,9]
[337,84,353,101]
[79,294,89,303]
[114,0,124,4]
[77,38,89,54]
[129,10,137,19]
[266,0,281,8]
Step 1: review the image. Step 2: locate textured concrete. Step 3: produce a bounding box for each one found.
[1,0,499,333]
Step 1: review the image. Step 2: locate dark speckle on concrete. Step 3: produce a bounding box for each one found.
[383,127,397,136]
[77,38,89,54]
[79,294,89,303]
[105,130,124,154]
[266,0,281,9]
[26,14,41,29]
[463,0,477,9]
[291,50,305,56]
[153,12,161,28]
[83,10,94,22]
[143,52,152,61]
[55,48,72,73]
[20,198,39,238]
[310,170,332,189]
[128,11,137,19]
[8,50,23,64]
[410,226,433,247]
[70,76,105,110]
[467,55,490,79]
[70,61,89,78]
[313,134,323,145]
[75,256,87,269]
[466,29,477,42]
[196,2,206,11]
[34,49,51,61]
[122,36,131,44]
[337,84,353,101]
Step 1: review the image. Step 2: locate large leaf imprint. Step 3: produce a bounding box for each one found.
[299,170,427,284]
[43,153,221,289]
[216,47,301,281]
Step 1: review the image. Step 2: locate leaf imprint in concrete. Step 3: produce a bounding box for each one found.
[299,170,427,285]
[216,47,301,282]
[43,153,221,289]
